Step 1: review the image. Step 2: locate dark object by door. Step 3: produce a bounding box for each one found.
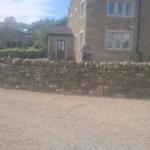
[57,40,65,59]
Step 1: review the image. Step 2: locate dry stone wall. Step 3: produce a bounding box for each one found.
[0,58,150,99]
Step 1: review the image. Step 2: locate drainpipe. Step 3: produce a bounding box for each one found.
[136,0,143,61]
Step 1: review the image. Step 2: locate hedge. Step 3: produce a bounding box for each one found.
[0,48,47,58]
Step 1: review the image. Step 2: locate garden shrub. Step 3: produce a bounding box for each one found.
[0,48,47,58]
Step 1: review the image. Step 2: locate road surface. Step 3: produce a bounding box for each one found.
[0,88,150,150]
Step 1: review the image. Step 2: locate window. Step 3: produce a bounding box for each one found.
[69,14,72,27]
[6,41,11,48]
[106,31,132,50]
[74,9,78,24]
[126,0,132,16]
[57,40,65,51]
[80,1,85,18]
[17,41,22,47]
[118,0,123,16]
[12,41,17,48]
[74,34,79,50]
[80,32,84,49]
[107,0,133,17]
[108,0,115,15]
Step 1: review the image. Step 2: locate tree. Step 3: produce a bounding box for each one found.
[29,19,56,49]
[55,17,68,27]
[4,17,16,24]
[30,17,68,49]
[2,16,69,49]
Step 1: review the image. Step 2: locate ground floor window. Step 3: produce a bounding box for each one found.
[6,41,22,48]
[106,30,132,50]
[6,41,11,48]
[79,32,84,50]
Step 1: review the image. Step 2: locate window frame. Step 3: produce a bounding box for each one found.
[107,0,134,18]
[80,0,85,19]
[74,34,79,51]
[79,31,84,50]
[57,40,65,52]
[105,30,133,51]
[69,14,73,27]
[74,8,78,24]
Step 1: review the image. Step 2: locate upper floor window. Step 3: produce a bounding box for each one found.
[74,9,78,24]
[106,30,132,50]
[80,1,85,18]
[69,14,72,27]
[107,0,134,17]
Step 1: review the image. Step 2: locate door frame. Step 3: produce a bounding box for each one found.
[56,40,66,60]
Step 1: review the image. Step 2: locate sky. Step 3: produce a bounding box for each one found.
[0,0,69,24]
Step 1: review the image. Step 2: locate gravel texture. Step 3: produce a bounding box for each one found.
[0,88,150,150]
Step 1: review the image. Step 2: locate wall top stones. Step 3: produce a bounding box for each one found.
[0,58,150,72]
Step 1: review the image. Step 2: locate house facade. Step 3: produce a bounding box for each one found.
[47,0,150,62]
[0,24,31,49]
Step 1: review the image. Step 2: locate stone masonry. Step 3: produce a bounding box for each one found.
[85,0,138,61]
[0,58,150,99]
[68,0,150,62]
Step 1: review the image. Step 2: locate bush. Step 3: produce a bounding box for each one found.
[33,40,45,49]
[0,48,47,59]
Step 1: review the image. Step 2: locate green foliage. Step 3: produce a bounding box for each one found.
[3,16,68,49]
[29,19,55,49]
[4,17,17,24]
[33,40,45,49]
[0,48,47,59]
[30,17,68,49]
[55,17,68,27]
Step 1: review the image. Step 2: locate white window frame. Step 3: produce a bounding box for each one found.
[74,8,78,24]
[107,0,134,18]
[105,30,133,51]
[74,34,78,51]
[69,14,72,27]
[80,0,85,19]
[57,40,65,52]
[79,31,84,50]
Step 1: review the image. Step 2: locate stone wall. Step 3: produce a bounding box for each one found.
[0,58,150,99]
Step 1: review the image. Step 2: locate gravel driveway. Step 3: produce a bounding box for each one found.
[0,88,150,150]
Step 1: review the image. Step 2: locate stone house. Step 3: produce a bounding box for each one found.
[47,0,150,62]
[0,24,31,49]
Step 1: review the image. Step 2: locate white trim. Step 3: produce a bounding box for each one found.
[69,14,73,27]
[74,34,77,37]
[105,30,133,51]
[74,8,78,24]
[74,34,78,52]
[80,0,85,19]
[79,31,84,50]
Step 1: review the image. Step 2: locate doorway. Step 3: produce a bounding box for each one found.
[57,40,65,59]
